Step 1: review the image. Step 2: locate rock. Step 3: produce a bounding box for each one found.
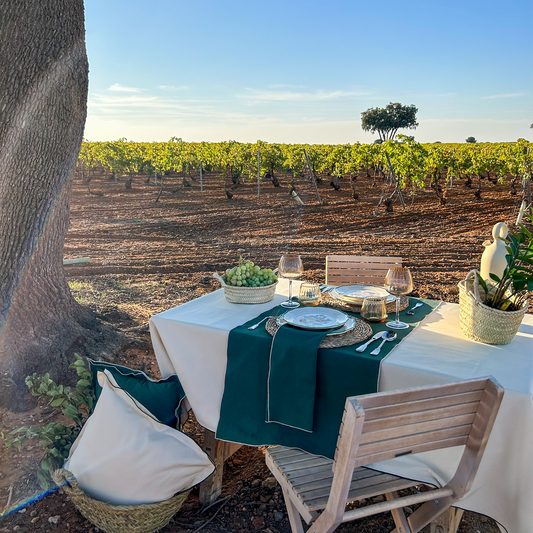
[232,458,244,466]
[30,511,37,518]
[252,516,265,529]
[17,509,26,514]
[48,516,60,524]
[404,506,413,515]
[261,476,278,489]
[259,504,267,512]
[480,516,488,523]
[30,517,40,524]
[13,526,20,532]
[274,511,284,522]
[260,495,269,503]
[251,479,262,488]
[372,495,385,503]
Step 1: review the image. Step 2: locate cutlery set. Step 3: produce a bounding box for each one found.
[356,330,397,355]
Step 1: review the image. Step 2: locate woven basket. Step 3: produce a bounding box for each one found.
[458,269,529,345]
[213,272,278,304]
[52,469,190,533]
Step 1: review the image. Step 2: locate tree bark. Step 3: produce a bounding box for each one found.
[0,0,94,407]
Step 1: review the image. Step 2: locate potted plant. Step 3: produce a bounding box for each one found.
[458,214,532,344]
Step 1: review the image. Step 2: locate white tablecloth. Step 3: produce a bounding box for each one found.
[149,283,533,533]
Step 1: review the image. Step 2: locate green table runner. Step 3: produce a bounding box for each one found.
[217,298,439,459]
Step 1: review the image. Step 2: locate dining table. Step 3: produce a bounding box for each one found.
[149,279,533,533]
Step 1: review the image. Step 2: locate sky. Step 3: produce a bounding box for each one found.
[84,0,533,144]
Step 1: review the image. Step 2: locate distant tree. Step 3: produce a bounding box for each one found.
[361,102,418,141]
[466,136,477,143]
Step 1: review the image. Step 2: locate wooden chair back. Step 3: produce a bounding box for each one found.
[325,255,402,285]
[324,377,503,532]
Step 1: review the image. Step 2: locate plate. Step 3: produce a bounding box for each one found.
[279,307,349,330]
[277,316,356,336]
[330,284,395,304]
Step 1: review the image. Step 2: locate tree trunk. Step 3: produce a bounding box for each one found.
[0,0,95,408]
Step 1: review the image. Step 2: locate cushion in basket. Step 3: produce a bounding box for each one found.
[64,370,214,506]
[88,359,185,428]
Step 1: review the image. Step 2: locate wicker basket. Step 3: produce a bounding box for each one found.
[458,269,529,345]
[213,272,278,304]
[52,469,190,533]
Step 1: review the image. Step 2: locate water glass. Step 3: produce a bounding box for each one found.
[360,296,388,322]
[299,283,321,306]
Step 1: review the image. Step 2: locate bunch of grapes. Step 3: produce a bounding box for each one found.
[224,260,277,287]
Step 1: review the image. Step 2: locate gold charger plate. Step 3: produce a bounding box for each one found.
[322,291,409,314]
[265,316,372,349]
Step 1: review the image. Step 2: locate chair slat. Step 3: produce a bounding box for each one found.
[355,435,469,468]
[356,379,487,409]
[358,424,471,457]
[362,401,478,432]
[361,390,484,421]
[360,412,476,444]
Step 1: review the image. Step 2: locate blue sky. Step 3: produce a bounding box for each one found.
[84,0,533,143]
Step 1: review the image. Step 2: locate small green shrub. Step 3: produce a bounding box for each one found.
[0,354,94,489]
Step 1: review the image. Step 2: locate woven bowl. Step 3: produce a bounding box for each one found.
[52,469,189,533]
[213,272,278,304]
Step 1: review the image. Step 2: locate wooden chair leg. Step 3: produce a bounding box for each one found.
[199,429,241,504]
[386,492,412,533]
[282,489,305,533]
[429,508,464,533]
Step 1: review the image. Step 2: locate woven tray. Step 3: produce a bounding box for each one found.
[321,291,409,314]
[265,316,372,348]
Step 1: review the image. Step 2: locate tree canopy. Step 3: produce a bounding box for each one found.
[466,136,477,143]
[361,102,418,141]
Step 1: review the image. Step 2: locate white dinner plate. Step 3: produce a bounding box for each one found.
[279,307,349,330]
[331,284,395,304]
[276,316,356,336]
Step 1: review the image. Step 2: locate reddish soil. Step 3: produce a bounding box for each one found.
[1,169,525,533]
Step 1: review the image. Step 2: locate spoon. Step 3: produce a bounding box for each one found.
[370,331,397,356]
[406,302,423,315]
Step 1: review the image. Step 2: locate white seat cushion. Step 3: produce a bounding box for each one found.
[64,370,214,505]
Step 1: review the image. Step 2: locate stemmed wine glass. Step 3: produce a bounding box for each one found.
[278,255,304,308]
[384,268,414,329]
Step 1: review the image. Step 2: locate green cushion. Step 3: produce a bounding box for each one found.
[88,360,185,428]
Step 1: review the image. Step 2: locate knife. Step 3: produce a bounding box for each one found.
[355,331,385,353]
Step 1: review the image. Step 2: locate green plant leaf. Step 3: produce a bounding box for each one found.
[488,273,501,283]
[76,379,91,390]
[49,397,65,408]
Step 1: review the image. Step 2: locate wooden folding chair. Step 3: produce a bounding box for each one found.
[325,255,402,286]
[265,377,503,533]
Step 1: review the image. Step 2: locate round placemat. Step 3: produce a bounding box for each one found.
[321,292,409,314]
[265,316,372,348]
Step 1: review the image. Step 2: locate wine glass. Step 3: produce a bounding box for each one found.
[278,255,304,308]
[384,268,414,329]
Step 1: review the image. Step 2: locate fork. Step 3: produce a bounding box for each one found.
[248,309,283,330]
[406,302,423,315]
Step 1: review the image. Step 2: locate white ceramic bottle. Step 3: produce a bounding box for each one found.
[480,222,509,281]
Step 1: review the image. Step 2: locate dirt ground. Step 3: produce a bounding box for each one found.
[1,169,526,532]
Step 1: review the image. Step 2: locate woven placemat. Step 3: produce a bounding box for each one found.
[265,316,372,348]
[321,292,409,314]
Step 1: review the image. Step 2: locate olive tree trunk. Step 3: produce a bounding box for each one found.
[0,0,93,407]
